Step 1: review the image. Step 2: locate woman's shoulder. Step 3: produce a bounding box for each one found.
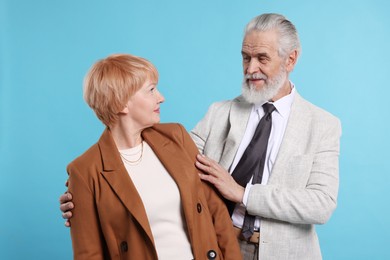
[150,123,187,135]
[67,143,101,172]
[145,123,191,145]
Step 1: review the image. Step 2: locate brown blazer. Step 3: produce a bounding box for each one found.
[67,123,241,260]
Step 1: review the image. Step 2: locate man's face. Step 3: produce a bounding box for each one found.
[241,30,289,103]
[242,30,286,89]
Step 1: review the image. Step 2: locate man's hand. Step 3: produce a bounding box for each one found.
[195,154,245,203]
[59,180,74,227]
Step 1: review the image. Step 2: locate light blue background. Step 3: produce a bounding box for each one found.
[1,0,389,259]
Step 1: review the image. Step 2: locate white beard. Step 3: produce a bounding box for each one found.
[241,66,287,105]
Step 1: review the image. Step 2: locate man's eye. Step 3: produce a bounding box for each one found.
[257,58,267,64]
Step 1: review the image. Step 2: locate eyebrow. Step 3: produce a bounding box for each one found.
[258,53,271,59]
[241,51,270,59]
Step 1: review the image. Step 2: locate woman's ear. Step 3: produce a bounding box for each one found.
[119,105,129,114]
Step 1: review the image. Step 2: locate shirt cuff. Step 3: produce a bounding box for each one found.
[242,183,253,206]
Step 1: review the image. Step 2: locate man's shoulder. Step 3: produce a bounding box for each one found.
[294,93,340,124]
[208,95,249,111]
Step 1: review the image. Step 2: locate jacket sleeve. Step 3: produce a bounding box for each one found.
[67,163,106,260]
[246,117,341,225]
[179,124,242,260]
[190,102,218,154]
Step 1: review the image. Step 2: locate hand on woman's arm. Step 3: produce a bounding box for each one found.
[59,185,74,227]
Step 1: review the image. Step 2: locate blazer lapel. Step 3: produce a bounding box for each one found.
[142,127,196,233]
[142,127,195,201]
[97,129,155,245]
[268,93,311,184]
[219,97,252,170]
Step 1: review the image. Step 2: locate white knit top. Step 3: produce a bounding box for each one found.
[119,141,193,259]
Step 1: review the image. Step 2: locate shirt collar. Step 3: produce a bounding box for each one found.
[253,81,296,119]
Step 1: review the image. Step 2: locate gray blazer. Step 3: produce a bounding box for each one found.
[190,92,341,260]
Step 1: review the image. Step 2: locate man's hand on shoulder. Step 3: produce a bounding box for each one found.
[196,154,245,203]
[59,180,74,227]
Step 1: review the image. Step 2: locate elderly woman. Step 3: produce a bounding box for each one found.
[66,54,241,260]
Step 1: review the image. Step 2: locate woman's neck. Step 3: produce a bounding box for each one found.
[110,122,143,150]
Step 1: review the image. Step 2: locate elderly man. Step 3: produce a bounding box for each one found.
[193,13,341,260]
[60,13,341,260]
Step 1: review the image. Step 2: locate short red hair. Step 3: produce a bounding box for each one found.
[83,54,158,127]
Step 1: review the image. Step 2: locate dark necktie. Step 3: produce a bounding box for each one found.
[229,103,276,240]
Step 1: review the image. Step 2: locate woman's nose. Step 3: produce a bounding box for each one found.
[157,90,165,103]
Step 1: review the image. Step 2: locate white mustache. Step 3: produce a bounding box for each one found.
[245,73,268,80]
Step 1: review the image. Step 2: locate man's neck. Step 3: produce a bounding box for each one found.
[271,80,292,102]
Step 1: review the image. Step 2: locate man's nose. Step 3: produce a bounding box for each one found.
[246,59,259,74]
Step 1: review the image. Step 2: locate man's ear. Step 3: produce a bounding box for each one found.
[285,49,298,72]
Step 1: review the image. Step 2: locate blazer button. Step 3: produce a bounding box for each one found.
[207,250,217,259]
[120,241,128,252]
[197,203,202,213]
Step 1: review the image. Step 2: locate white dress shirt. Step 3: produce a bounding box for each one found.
[230,85,296,230]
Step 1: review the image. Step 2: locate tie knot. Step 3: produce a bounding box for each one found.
[262,103,276,115]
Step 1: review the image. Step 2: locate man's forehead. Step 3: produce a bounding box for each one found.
[241,30,279,54]
[241,42,277,54]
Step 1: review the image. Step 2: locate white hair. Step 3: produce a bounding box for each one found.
[244,13,301,59]
[241,65,287,104]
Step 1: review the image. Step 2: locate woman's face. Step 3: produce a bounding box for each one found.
[125,78,165,129]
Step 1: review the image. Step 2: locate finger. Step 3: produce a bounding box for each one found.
[198,173,216,184]
[196,154,212,165]
[59,192,72,204]
[197,154,224,174]
[62,210,73,219]
[195,161,215,175]
[213,162,225,172]
[64,220,71,227]
[60,202,74,213]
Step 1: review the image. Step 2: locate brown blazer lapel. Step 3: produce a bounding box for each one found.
[142,126,196,230]
[97,129,155,245]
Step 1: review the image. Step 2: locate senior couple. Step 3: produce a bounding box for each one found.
[60,13,341,260]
